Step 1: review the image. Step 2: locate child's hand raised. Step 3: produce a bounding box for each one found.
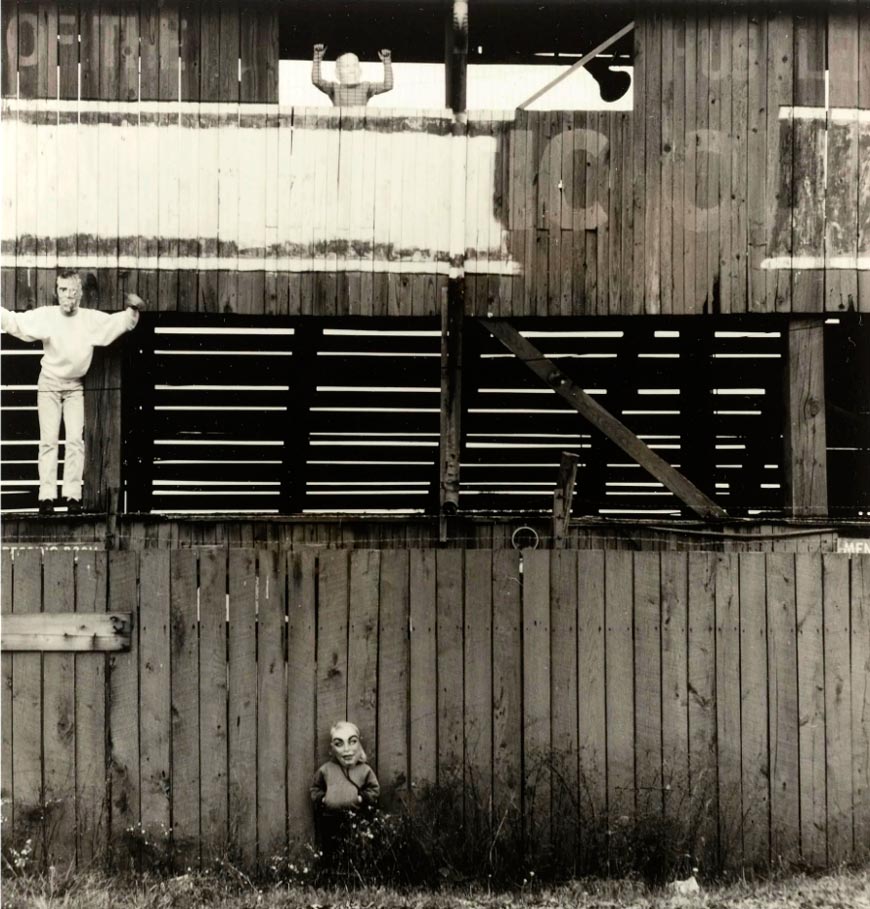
[314,43,326,58]
[378,49,391,62]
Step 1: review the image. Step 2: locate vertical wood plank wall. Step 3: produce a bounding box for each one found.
[2,5,868,317]
[3,547,868,871]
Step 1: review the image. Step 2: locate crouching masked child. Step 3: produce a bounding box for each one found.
[310,721,380,861]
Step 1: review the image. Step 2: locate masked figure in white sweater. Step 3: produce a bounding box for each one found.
[0,270,145,514]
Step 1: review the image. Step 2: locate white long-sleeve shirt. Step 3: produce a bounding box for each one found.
[1,305,139,381]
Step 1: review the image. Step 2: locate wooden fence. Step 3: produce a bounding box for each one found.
[2,547,868,870]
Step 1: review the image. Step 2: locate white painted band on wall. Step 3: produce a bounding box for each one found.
[779,105,870,122]
[1,254,522,275]
[760,255,870,270]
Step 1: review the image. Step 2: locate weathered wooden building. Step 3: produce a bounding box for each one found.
[1,0,868,874]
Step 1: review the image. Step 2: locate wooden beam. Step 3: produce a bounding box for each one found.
[517,21,635,110]
[1,612,132,652]
[440,280,464,518]
[783,318,828,517]
[445,0,468,113]
[552,451,579,548]
[479,319,727,520]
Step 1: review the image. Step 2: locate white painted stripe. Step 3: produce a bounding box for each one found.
[1,254,507,274]
[761,254,870,269]
[1,98,457,121]
[778,106,827,120]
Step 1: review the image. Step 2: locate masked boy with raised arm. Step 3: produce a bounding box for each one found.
[0,270,145,514]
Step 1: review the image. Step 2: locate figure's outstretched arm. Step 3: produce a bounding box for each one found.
[89,293,145,346]
[312,44,335,99]
[0,306,48,342]
[369,49,393,97]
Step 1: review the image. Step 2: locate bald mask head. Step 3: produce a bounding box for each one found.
[336,53,361,85]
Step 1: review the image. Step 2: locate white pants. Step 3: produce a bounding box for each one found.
[37,374,85,501]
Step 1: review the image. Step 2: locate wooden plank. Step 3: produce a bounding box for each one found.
[199,3,220,102]
[409,550,438,787]
[217,101,239,312]
[660,16,676,314]
[729,12,749,313]
[783,319,827,517]
[687,553,718,845]
[1,551,12,834]
[440,280,463,517]
[118,6,138,101]
[479,320,727,520]
[16,1,37,98]
[11,549,43,860]
[257,548,286,862]
[852,555,870,861]
[767,552,800,863]
[138,5,158,101]
[107,551,140,865]
[747,14,767,311]
[634,552,662,815]
[644,14,662,314]
[605,550,634,818]
[317,551,349,748]
[464,550,492,806]
[179,1,200,102]
[792,14,826,313]
[170,549,200,868]
[240,5,277,103]
[549,549,577,848]
[660,552,689,815]
[738,552,770,867]
[42,551,76,868]
[715,553,742,866]
[138,551,171,852]
[378,550,410,802]
[612,112,628,316]
[577,550,606,816]
[1,1,17,97]
[227,549,257,865]
[523,549,551,838]
[794,553,825,866]
[2,611,130,651]
[823,554,853,861]
[436,550,464,778]
[716,12,733,315]
[348,551,380,768]
[158,1,179,102]
[630,19,646,315]
[37,2,58,99]
[492,549,521,819]
[287,550,316,840]
[766,14,794,313]
[199,549,228,861]
[827,7,860,313]
[859,5,870,311]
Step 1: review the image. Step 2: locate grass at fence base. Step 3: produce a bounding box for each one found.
[2,869,869,909]
[0,755,850,887]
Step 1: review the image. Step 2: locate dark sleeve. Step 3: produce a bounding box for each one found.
[360,766,380,804]
[367,60,393,97]
[311,57,336,99]
[310,767,327,805]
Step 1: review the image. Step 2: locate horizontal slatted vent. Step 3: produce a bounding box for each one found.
[2,315,865,517]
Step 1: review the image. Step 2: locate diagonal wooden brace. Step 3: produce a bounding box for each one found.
[479,319,727,520]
